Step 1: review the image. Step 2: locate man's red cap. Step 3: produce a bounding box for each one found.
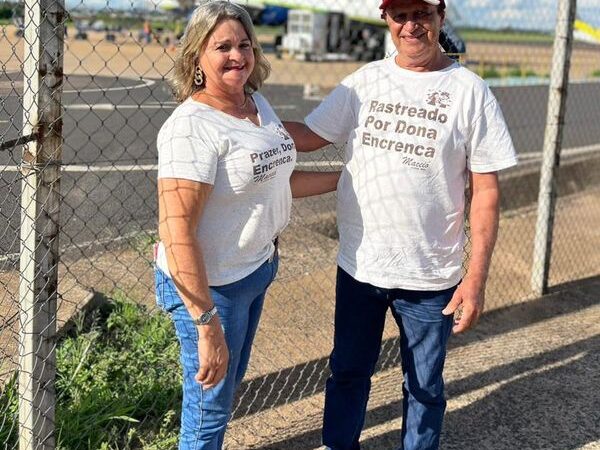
[379,0,446,12]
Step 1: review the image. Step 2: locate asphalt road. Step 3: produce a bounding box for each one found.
[1,74,600,257]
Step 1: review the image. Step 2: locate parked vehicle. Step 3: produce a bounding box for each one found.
[277,3,465,61]
[203,0,465,62]
[260,5,288,26]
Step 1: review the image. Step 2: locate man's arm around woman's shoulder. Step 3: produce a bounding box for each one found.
[283,121,331,152]
[283,121,340,198]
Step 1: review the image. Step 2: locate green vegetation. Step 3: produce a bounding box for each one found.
[476,65,501,79]
[506,67,541,78]
[130,231,158,255]
[0,375,18,446]
[472,64,547,80]
[254,25,285,36]
[0,2,22,21]
[458,27,554,44]
[592,69,600,78]
[0,295,182,449]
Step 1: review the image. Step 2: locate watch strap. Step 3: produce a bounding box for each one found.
[193,305,218,326]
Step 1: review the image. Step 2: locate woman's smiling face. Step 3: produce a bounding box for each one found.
[199,19,255,93]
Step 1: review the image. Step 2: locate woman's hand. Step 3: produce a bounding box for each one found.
[195,317,229,389]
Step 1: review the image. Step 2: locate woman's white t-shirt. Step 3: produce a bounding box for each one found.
[156,92,296,286]
[305,58,518,290]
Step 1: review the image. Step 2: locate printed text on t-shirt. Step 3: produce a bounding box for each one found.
[250,141,295,183]
[361,99,450,171]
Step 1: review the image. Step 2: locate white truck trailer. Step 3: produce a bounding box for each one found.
[271,0,465,61]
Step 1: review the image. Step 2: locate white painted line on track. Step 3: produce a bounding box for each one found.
[0,228,158,267]
[62,78,156,94]
[296,161,344,169]
[0,162,337,171]
[1,143,599,172]
[0,163,158,172]
[137,101,295,108]
[65,103,168,111]
[298,143,600,169]
[145,101,178,106]
[3,78,156,96]
[64,102,296,111]
[64,164,159,172]
[519,143,600,160]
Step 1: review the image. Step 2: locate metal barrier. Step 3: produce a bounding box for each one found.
[1,0,599,448]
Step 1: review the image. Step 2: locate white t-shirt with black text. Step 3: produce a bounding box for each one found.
[156,92,296,286]
[305,58,517,290]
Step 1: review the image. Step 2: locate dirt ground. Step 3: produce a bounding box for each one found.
[1,26,600,88]
[1,188,599,448]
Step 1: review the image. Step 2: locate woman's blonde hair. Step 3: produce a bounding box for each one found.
[169,1,271,102]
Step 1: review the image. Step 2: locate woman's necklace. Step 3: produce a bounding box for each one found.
[196,90,249,112]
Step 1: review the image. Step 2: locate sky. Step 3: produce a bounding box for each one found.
[451,0,600,31]
[65,0,600,31]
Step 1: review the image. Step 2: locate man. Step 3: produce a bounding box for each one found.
[284,0,517,448]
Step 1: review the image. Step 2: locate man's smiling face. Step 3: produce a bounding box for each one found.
[384,0,445,62]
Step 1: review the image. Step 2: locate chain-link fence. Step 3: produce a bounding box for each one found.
[1,0,599,448]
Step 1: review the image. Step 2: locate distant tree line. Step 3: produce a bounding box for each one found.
[0,2,23,20]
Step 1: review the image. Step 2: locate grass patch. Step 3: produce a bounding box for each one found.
[1,294,182,449]
[254,25,284,36]
[0,375,18,446]
[592,70,600,78]
[473,65,547,80]
[458,27,554,44]
[130,231,158,256]
[476,65,502,79]
[505,67,541,78]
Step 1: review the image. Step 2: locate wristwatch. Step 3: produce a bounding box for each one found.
[193,305,218,326]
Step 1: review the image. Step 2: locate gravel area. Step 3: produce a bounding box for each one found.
[2,190,599,448]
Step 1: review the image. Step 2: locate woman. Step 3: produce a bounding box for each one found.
[154,2,338,449]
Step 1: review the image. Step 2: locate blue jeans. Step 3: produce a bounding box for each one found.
[323,268,456,450]
[155,254,278,450]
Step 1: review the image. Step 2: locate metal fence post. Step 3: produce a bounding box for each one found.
[18,0,65,447]
[531,0,577,296]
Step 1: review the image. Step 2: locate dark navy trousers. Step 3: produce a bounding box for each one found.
[323,267,456,450]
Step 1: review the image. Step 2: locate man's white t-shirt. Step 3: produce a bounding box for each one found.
[305,58,518,290]
[156,92,296,286]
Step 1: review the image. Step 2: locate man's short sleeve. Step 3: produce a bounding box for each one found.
[157,114,219,184]
[304,81,358,145]
[467,95,518,173]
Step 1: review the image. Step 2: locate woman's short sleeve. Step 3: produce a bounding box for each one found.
[157,113,220,184]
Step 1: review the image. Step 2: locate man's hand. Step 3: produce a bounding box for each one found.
[443,171,499,334]
[195,318,229,389]
[442,276,485,334]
